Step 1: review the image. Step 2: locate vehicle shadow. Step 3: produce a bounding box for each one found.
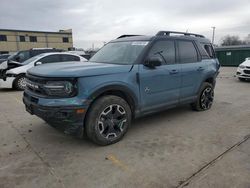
[0,88,22,92]
[68,105,193,146]
[30,105,193,149]
[131,105,192,130]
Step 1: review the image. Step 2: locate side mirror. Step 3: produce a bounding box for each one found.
[35,61,43,66]
[144,56,162,68]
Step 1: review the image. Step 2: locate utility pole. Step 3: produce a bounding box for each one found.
[211,27,216,45]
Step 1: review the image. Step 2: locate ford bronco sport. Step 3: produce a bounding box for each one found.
[23,31,220,145]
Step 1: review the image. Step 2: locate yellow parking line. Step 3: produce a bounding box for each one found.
[107,154,129,171]
[13,97,22,105]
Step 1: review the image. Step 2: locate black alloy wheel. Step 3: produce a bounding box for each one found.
[85,95,131,145]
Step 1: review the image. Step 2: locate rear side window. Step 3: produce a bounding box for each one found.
[39,55,61,64]
[178,41,198,63]
[61,54,80,61]
[148,40,176,64]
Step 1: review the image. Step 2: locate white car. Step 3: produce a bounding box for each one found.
[236,58,250,81]
[0,52,86,90]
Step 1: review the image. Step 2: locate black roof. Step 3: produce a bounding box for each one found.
[113,35,154,42]
[112,31,210,43]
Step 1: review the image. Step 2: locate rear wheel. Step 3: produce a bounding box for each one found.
[85,95,131,145]
[13,75,26,90]
[191,82,214,111]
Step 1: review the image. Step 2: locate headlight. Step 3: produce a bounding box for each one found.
[239,65,246,69]
[44,81,77,97]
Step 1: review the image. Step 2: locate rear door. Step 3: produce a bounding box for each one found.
[139,40,181,112]
[177,40,207,103]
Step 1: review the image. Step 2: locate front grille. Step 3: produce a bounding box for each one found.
[246,66,250,69]
[243,70,250,74]
[26,74,49,96]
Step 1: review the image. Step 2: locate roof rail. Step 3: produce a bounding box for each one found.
[156,31,205,38]
[117,35,142,39]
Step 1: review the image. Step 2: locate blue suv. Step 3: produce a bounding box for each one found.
[23,31,220,145]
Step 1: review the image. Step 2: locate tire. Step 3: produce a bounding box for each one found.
[85,95,131,145]
[13,75,26,90]
[191,82,214,111]
[238,77,246,81]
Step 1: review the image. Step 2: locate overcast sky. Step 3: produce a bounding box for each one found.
[1,0,250,49]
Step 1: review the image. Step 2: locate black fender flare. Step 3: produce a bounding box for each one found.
[87,84,139,109]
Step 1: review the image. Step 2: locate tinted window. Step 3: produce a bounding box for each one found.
[63,37,69,43]
[39,55,60,64]
[0,35,7,41]
[61,54,80,61]
[29,36,37,42]
[19,36,25,42]
[148,40,175,64]
[203,44,215,58]
[178,41,198,63]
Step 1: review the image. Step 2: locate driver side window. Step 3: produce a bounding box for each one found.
[39,55,60,64]
[148,40,176,64]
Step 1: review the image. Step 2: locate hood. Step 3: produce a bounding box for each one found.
[27,61,133,77]
[0,60,22,70]
[241,60,250,66]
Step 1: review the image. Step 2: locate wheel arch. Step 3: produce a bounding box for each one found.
[86,84,138,117]
[204,77,215,86]
[12,73,26,88]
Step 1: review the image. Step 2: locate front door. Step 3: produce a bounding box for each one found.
[139,40,181,112]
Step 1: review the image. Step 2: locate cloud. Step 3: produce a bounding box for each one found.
[0,0,250,48]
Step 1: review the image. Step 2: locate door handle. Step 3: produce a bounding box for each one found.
[197,67,205,71]
[169,69,178,74]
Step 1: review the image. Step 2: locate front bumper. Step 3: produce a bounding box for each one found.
[0,77,15,88]
[23,91,87,135]
[236,67,250,79]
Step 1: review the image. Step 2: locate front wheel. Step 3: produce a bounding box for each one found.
[85,95,131,145]
[13,75,26,90]
[191,82,214,111]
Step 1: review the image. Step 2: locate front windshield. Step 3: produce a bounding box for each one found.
[7,52,18,61]
[22,54,44,65]
[90,41,148,65]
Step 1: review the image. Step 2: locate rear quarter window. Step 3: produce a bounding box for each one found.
[203,44,215,58]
